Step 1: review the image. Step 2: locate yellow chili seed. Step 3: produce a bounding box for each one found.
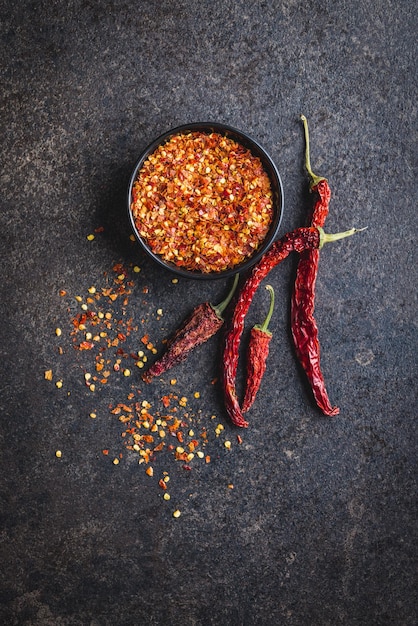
[113,458,119,465]
[89,412,97,419]
[133,265,141,273]
[88,286,96,294]
[163,493,171,500]
[55,328,62,337]
[224,440,232,449]
[55,381,63,389]
[55,450,62,458]
[123,369,131,377]
[87,234,95,241]
[173,509,181,518]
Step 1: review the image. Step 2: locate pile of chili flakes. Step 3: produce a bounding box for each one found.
[45,230,240,516]
[130,131,274,273]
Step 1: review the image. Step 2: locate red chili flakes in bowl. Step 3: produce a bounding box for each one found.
[130,131,274,273]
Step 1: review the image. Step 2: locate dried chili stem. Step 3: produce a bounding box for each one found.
[300,114,326,188]
[319,227,367,248]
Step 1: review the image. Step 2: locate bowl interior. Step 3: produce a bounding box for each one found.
[128,122,284,280]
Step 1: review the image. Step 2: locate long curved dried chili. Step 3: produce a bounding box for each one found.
[291,115,339,416]
[222,226,363,427]
[242,285,275,413]
[143,273,239,382]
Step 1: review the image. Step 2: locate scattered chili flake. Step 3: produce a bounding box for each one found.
[44,369,53,381]
[130,131,274,273]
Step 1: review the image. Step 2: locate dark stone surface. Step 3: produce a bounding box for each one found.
[1,1,416,624]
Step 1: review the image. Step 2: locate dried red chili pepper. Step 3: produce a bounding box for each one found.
[222,226,362,427]
[143,273,239,382]
[291,115,344,416]
[242,285,275,413]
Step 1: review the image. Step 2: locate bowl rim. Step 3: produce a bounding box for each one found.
[127,121,284,280]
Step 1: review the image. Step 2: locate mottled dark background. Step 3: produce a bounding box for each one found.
[1,1,416,625]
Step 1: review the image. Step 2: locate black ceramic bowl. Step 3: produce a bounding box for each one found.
[127,122,284,280]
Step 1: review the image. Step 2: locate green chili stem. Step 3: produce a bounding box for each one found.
[318,226,367,249]
[255,285,275,334]
[300,114,326,188]
[213,273,240,317]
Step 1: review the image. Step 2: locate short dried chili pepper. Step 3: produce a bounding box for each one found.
[143,273,239,382]
[291,115,343,416]
[222,226,362,427]
[242,285,275,413]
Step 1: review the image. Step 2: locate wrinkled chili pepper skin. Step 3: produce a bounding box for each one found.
[241,327,272,413]
[143,302,223,382]
[291,247,339,416]
[223,227,321,428]
[310,179,331,228]
[291,179,339,416]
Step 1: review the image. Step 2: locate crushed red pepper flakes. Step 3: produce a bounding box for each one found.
[130,131,274,273]
[48,252,238,509]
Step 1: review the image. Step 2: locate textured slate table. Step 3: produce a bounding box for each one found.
[1,1,416,624]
